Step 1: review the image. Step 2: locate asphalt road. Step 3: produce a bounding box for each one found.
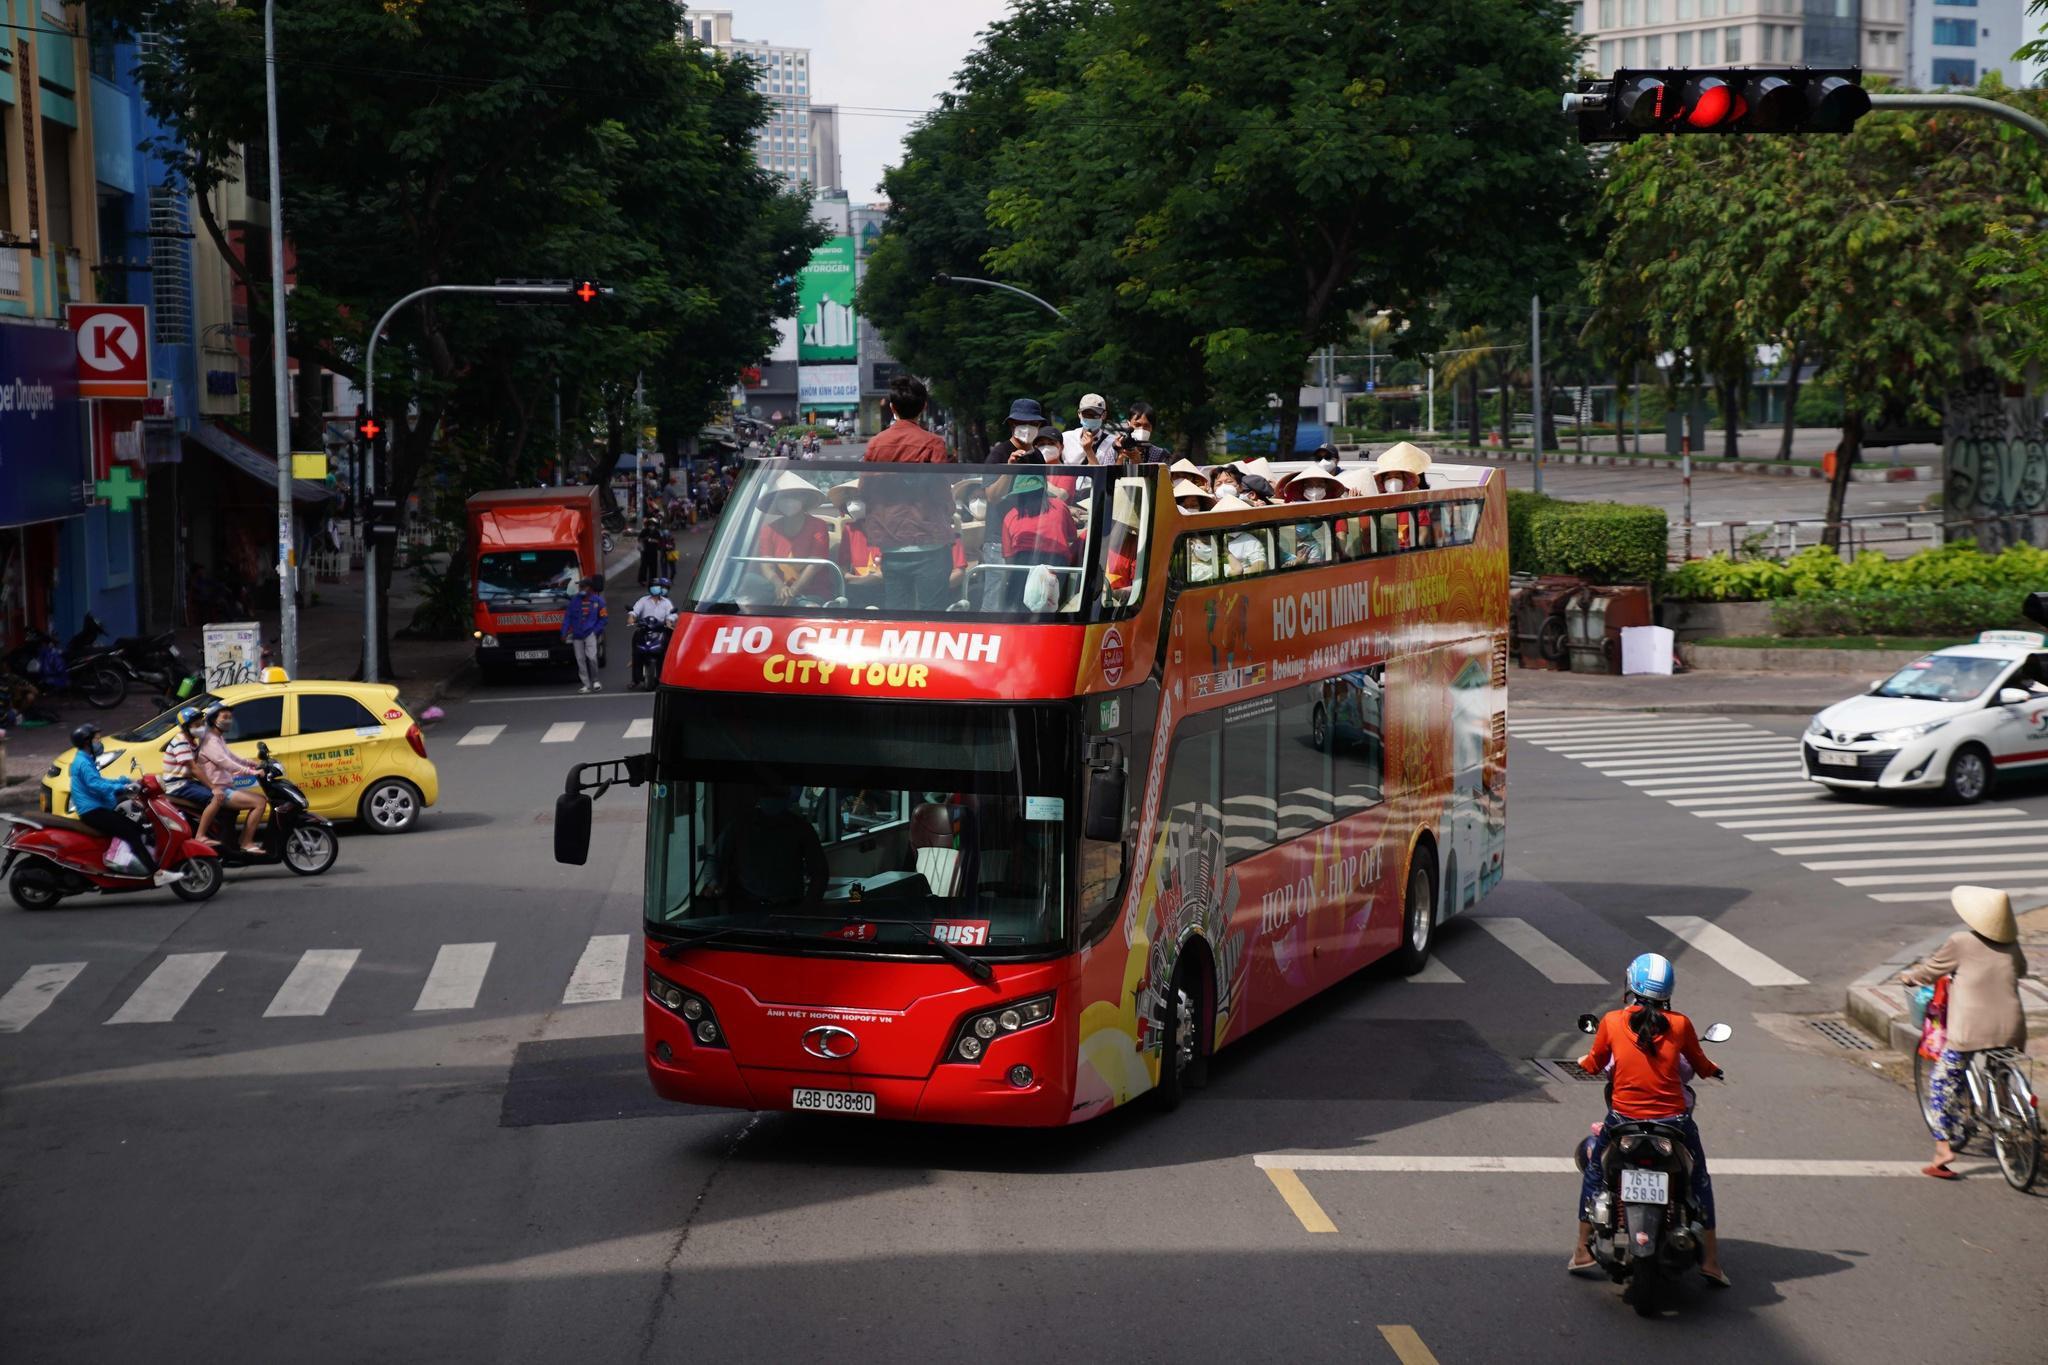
[1,574,2042,1362]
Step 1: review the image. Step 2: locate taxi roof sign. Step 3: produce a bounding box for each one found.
[1976,630,2045,648]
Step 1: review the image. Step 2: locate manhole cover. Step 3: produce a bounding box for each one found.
[1806,1018,1876,1051]
[1531,1058,1605,1084]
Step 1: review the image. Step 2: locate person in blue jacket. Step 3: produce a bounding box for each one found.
[68,723,174,885]
[562,575,608,693]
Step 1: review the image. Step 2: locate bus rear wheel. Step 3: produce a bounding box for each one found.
[1156,958,1210,1112]
[1389,852,1437,977]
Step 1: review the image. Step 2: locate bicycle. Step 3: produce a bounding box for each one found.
[1915,1045,2040,1191]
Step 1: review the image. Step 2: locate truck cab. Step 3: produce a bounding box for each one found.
[467,486,606,679]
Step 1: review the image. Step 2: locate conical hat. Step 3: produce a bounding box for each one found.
[1208,493,1250,513]
[1172,483,1217,509]
[755,471,828,513]
[1337,468,1378,496]
[1952,885,2019,943]
[1169,458,1208,480]
[1375,441,1433,476]
[1239,457,1278,483]
[1282,470,1346,502]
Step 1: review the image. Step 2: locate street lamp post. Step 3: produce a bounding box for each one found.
[264,0,296,676]
[931,273,1067,323]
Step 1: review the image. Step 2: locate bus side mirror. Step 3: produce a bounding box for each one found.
[1084,766,1126,843]
[555,792,593,865]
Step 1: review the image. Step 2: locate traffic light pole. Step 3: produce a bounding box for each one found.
[1529,295,1545,496]
[264,0,296,679]
[1867,93,2048,150]
[359,282,608,682]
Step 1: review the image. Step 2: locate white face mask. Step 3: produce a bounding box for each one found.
[775,495,809,517]
[1080,415,1104,432]
[1318,456,1339,472]
[1015,424,1040,444]
[1215,478,1239,495]
[1130,427,1151,443]
[968,498,987,519]
[1188,540,1215,562]
[845,500,865,518]
[1302,486,1328,502]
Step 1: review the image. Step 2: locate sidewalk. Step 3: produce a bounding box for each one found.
[1845,906,2048,1055]
[1510,666,1850,716]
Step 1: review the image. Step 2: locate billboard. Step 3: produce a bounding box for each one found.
[797,235,857,362]
[797,365,859,408]
[0,320,86,528]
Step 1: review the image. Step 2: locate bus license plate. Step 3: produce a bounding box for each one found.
[1816,748,1858,767]
[515,650,550,661]
[791,1087,876,1116]
[1619,1169,1670,1203]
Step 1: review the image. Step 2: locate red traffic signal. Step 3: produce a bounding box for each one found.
[355,413,382,443]
[1569,67,1871,144]
[570,279,609,303]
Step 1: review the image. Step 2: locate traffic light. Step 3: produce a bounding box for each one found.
[1567,68,1872,144]
[354,412,382,445]
[569,279,609,304]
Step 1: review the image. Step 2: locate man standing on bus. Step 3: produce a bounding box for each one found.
[861,374,959,611]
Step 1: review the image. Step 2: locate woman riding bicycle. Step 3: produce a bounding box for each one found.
[1901,885,2028,1180]
[1570,952,1729,1287]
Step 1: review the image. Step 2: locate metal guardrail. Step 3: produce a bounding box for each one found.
[1669,510,2044,562]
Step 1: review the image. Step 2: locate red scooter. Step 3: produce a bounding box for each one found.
[1,775,224,909]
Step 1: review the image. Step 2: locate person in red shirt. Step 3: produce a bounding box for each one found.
[994,474,1082,610]
[860,375,958,610]
[1570,953,1728,1285]
[833,484,966,598]
[752,472,834,603]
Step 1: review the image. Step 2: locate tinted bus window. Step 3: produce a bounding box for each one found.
[1165,728,1222,848]
[1277,520,1332,569]
[1220,697,1277,863]
[1222,527,1271,579]
[1334,515,1372,561]
[1277,687,1333,839]
[1325,666,1386,812]
[1179,533,1221,584]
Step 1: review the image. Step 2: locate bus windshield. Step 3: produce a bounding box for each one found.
[478,549,580,604]
[647,693,1073,955]
[686,459,1147,620]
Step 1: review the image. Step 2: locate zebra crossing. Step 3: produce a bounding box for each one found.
[450,717,654,748]
[0,933,639,1034]
[1516,713,2048,907]
[0,906,1803,1037]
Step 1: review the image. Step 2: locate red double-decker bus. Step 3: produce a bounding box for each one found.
[554,456,1506,1125]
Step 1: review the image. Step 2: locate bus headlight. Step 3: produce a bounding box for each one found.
[647,970,726,1048]
[476,632,499,647]
[946,993,1055,1065]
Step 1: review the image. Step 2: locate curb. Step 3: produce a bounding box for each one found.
[1845,930,2048,1054]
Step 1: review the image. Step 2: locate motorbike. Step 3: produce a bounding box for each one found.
[630,617,674,690]
[2,626,128,709]
[1,775,223,908]
[185,742,339,876]
[1570,1013,1732,1316]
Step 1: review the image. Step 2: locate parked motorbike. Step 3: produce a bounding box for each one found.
[1,775,223,908]
[1570,1013,1732,1316]
[2,627,127,709]
[631,618,674,690]
[184,742,338,876]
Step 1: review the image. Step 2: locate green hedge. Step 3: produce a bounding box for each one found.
[1668,542,2048,602]
[1509,495,1666,585]
[1770,588,2031,639]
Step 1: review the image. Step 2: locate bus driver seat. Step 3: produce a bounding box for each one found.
[909,795,977,902]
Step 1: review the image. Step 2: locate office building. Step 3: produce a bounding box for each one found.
[685,9,813,191]
[809,105,843,194]
[1570,0,1908,80]
[1904,0,2033,88]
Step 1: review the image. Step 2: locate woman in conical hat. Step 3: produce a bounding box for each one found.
[1900,885,2029,1179]
[1372,441,1433,493]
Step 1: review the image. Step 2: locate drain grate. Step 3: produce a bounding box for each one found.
[1807,1018,1876,1051]
[1532,1058,1606,1084]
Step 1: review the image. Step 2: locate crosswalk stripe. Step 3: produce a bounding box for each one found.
[105,952,226,1025]
[1607,763,1804,780]
[457,724,505,747]
[1555,740,1796,759]
[1513,714,1662,728]
[1834,868,2048,887]
[1802,850,2048,871]
[1527,725,1752,744]
[1589,756,1800,774]
[542,721,584,744]
[1472,918,1604,984]
[1718,807,2028,831]
[1691,803,1839,818]
[1404,958,1463,983]
[415,943,496,1011]
[1627,775,1810,791]
[1669,791,1826,807]
[0,962,86,1033]
[1777,833,2048,856]
[1747,818,2048,844]
[625,717,653,740]
[1870,887,2048,904]
[1649,915,1808,987]
[562,935,633,1004]
[263,949,361,1018]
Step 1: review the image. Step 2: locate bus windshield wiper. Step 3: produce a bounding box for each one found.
[655,924,806,959]
[841,917,995,982]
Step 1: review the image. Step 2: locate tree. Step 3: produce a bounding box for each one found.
[988,0,1589,455]
[100,0,817,656]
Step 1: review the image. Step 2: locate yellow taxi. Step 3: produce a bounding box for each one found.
[43,674,441,833]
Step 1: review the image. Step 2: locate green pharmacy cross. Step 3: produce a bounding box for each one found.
[95,465,146,513]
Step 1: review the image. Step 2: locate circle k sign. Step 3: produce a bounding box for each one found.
[67,303,151,398]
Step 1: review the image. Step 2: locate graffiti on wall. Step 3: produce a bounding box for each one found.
[1945,368,2048,548]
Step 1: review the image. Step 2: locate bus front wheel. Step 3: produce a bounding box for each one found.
[1389,853,1437,977]
[1156,958,1210,1112]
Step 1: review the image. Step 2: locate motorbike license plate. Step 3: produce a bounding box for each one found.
[790,1087,876,1116]
[514,650,550,661]
[1816,748,1859,768]
[1619,1168,1670,1203]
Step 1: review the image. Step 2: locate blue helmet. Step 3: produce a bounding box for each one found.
[1626,952,1675,1003]
[177,706,203,727]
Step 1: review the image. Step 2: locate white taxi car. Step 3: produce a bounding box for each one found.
[1805,630,2048,803]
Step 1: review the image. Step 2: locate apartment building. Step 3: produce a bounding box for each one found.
[685,9,818,191]
[1571,0,1908,79]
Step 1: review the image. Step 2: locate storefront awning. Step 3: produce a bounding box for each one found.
[186,423,332,504]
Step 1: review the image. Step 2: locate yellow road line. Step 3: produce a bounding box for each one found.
[1377,1325,1441,1365]
[1262,1167,1336,1233]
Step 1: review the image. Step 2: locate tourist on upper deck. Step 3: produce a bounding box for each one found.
[986,398,1053,464]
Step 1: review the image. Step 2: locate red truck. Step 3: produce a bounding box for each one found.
[468,486,606,680]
